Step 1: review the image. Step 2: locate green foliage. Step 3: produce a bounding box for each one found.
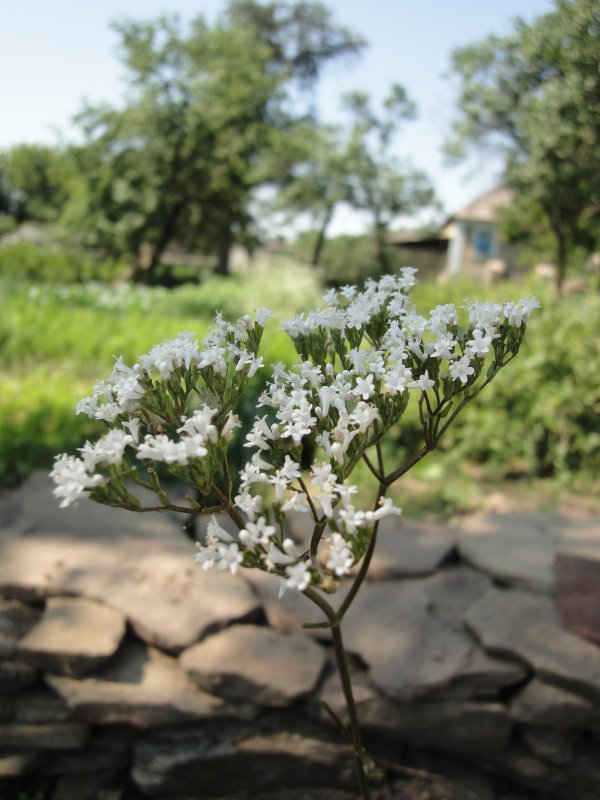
[0,144,76,223]
[1,264,317,486]
[292,233,406,286]
[0,242,126,284]
[447,0,600,289]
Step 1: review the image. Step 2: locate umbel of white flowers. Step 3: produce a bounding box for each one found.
[51,269,539,599]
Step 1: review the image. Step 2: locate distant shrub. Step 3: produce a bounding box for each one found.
[0,242,126,283]
[291,233,406,286]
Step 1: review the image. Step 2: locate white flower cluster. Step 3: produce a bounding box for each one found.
[52,269,539,600]
[51,310,270,508]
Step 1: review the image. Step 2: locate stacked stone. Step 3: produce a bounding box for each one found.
[0,473,600,800]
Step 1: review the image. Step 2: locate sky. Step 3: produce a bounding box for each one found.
[0,0,555,235]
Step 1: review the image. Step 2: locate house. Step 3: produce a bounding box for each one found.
[443,186,515,276]
[389,187,516,279]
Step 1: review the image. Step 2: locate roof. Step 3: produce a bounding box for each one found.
[448,186,514,224]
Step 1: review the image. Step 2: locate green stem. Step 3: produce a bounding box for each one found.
[302,587,371,800]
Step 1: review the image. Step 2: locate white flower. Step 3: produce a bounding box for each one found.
[466,329,492,357]
[325,533,355,576]
[239,517,276,547]
[383,366,412,395]
[215,543,244,575]
[50,454,105,508]
[255,307,273,326]
[284,561,312,592]
[450,356,475,385]
[352,374,375,400]
[408,371,435,392]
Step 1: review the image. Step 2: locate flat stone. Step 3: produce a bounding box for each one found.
[0,659,37,690]
[14,688,73,723]
[344,568,526,701]
[464,587,600,703]
[47,638,229,727]
[0,750,38,776]
[457,510,600,594]
[0,598,42,658]
[366,517,456,580]
[359,696,513,752]
[556,552,600,643]
[243,569,347,641]
[0,721,89,750]
[19,596,125,676]
[0,472,260,651]
[132,719,352,796]
[180,624,327,707]
[521,725,577,765]
[510,678,596,728]
[52,771,118,800]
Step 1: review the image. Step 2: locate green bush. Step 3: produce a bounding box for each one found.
[291,233,407,286]
[0,242,126,283]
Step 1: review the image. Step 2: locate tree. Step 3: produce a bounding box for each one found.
[0,144,75,224]
[447,0,600,292]
[72,2,364,281]
[272,124,349,266]
[342,86,437,274]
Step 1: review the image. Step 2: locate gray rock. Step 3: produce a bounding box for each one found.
[132,720,352,796]
[180,624,327,707]
[344,568,526,701]
[51,770,118,800]
[0,598,42,658]
[19,596,125,676]
[359,696,513,752]
[312,662,377,723]
[47,639,229,728]
[366,517,456,580]
[14,688,72,723]
[464,587,600,702]
[457,510,600,594]
[0,472,260,651]
[0,721,89,750]
[0,751,38,776]
[521,725,577,765]
[510,678,596,728]
[0,659,37,690]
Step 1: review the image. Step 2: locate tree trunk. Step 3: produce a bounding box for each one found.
[374,221,391,274]
[132,201,185,284]
[311,206,333,267]
[555,229,567,296]
[215,232,233,277]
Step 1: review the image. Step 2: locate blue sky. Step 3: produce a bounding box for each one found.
[0,0,554,233]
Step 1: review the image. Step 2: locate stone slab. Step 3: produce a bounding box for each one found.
[0,472,260,652]
[457,510,600,594]
[180,624,327,707]
[521,725,577,765]
[343,568,526,701]
[359,696,513,753]
[465,587,600,703]
[14,688,73,723]
[509,678,596,728]
[556,552,600,643]
[0,598,42,658]
[0,750,38,777]
[47,638,230,728]
[19,596,125,676]
[0,721,89,750]
[132,719,352,796]
[366,517,456,580]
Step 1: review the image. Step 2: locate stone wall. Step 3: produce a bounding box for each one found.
[1,473,600,800]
